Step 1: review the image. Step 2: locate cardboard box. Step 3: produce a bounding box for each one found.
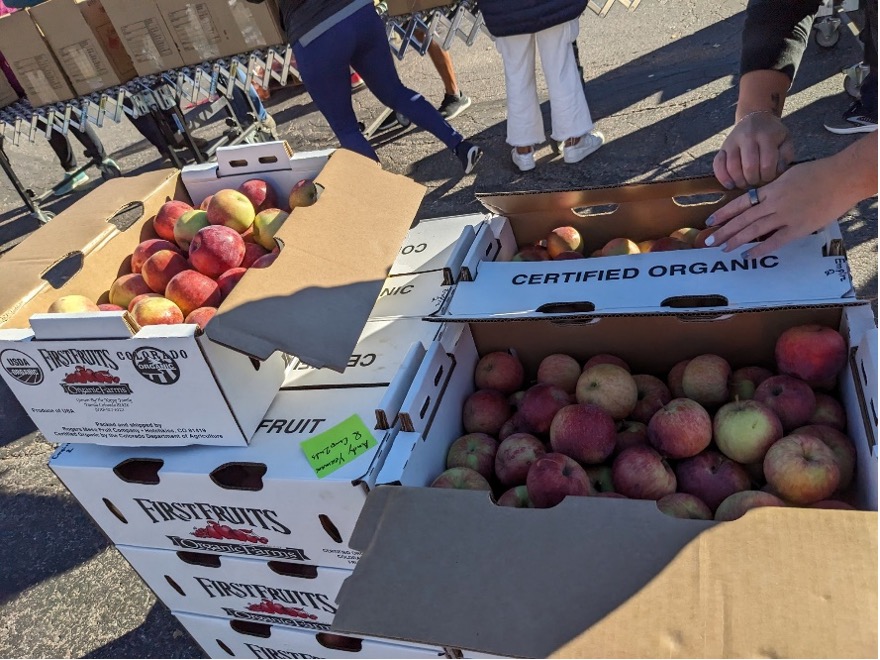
[225,0,284,52]
[101,0,184,76]
[0,10,76,106]
[117,545,349,630]
[0,145,424,446]
[442,176,855,321]
[331,304,878,658]
[0,69,20,109]
[384,0,454,17]
[174,611,448,659]
[30,0,136,97]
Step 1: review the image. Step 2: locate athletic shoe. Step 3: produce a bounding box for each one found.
[562,129,605,164]
[456,140,482,174]
[824,100,878,134]
[438,92,472,120]
[351,72,366,92]
[53,170,89,196]
[511,147,535,172]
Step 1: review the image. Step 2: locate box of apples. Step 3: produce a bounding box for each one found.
[0,144,426,447]
[329,302,878,659]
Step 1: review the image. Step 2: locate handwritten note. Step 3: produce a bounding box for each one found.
[300,414,376,479]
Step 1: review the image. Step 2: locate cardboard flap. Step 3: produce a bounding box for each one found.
[215,140,294,175]
[205,150,426,369]
[855,327,878,453]
[442,236,854,320]
[30,311,133,340]
[335,487,878,658]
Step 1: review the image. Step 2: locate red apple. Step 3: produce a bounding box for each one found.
[185,306,217,330]
[526,452,593,508]
[714,490,785,521]
[694,226,718,248]
[153,200,193,242]
[600,237,640,257]
[109,273,153,309]
[511,245,551,262]
[583,354,630,373]
[462,389,511,436]
[127,292,161,313]
[495,433,546,487]
[713,399,783,464]
[549,403,616,464]
[675,450,751,512]
[754,375,817,432]
[808,392,847,431]
[810,499,855,510]
[649,237,690,252]
[97,303,125,312]
[537,354,581,393]
[474,351,524,395]
[648,398,712,459]
[189,226,246,279]
[775,324,847,389]
[241,242,270,268]
[446,433,498,479]
[250,253,278,269]
[499,413,531,440]
[670,227,700,246]
[199,195,213,211]
[615,420,648,453]
[763,434,840,505]
[631,374,672,424]
[217,267,247,300]
[730,366,774,401]
[519,383,571,435]
[497,485,533,508]
[238,178,278,213]
[790,424,856,492]
[611,446,676,500]
[165,270,222,318]
[207,189,256,233]
[546,226,583,257]
[141,249,190,294]
[656,493,712,520]
[576,364,638,420]
[430,467,492,491]
[131,296,184,326]
[682,354,731,408]
[554,250,585,260]
[667,359,690,398]
[131,239,181,274]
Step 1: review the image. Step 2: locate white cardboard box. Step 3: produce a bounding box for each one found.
[390,213,490,284]
[118,545,348,630]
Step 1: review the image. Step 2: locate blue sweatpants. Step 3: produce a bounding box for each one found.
[292,3,463,160]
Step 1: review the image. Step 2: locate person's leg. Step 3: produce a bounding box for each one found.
[426,40,458,96]
[494,33,544,148]
[69,122,108,163]
[127,113,174,158]
[536,19,593,142]
[47,129,77,171]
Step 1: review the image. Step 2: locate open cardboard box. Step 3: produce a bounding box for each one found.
[0,145,423,447]
[331,303,878,658]
[441,175,855,321]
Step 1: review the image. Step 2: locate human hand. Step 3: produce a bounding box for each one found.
[713,111,795,189]
[704,158,854,258]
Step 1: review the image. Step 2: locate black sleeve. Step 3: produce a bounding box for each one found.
[740,0,823,81]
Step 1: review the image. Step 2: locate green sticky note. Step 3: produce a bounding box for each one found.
[300,414,377,479]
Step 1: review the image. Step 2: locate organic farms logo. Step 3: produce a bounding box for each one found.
[191,520,269,544]
[0,350,44,385]
[131,347,181,385]
[59,366,132,395]
[63,366,120,384]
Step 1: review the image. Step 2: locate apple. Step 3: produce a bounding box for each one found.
[667,359,690,398]
[519,383,571,435]
[240,242,270,268]
[141,249,190,293]
[546,226,583,257]
[173,209,210,251]
[206,189,255,233]
[189,226,246,279]
[763,434,840,505]
[127,292,161,313]
[583,354,630,372]
[238,178,278,213]
[597,492,628,499]
[713,399,783,464]
[584,465,614,493]
[511,245,551,261]
[631,374,672,424]
[615,420,648,453]
[637,239,656,253]
[810,500,855,510]
[131,296,184,326]
[250,253,278,269]
[184,306,217,329]
[775,324,847,389]
[446,433,498,479]
[153,200,193,242]
[648,397,712,459]
[288,178,319,209]
[253,208,290,251]
[199,195,213,211]
[495,433,547,487]
[474,351,524,395]
[790,424,856,491]
[549,403,616,464]
[656,493,712,520]
[554,250,585,260]
[165,270,222,318]
[497,485,533,508]
[47,295,100,313]
[649,237,690,252]
[730,366,774,400]
[714,490,785,521]
[576,364,638,420]
[130,238,181,274]
[430,467,492,491]
[611,446,676,500]
[508,391,526,409]
[526,453,593,508]
[670,227,700,246]
[499,413,531,440]
[754,375,817,432]
[601,237,640,257]
[462,389,511,436]
[808,392,847,431]
[675,450,751,512]
[537,354,581,393]
[681,354,731,408]
[694,227,718,248]
[109,273,153,309]
[217,267,247,300]
[97,303,125,312]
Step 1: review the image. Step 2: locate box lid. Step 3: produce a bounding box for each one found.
[389,213,488,284]
[333,488,878,658]
[202,149,426,370]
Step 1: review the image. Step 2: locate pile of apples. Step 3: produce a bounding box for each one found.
[431,324,861,521]
[513,224,716,261]
[45,178,318,329]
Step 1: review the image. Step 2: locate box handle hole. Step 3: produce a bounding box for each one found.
[228,159,249,168]
[672,192,725,207]
[316,633,362,653]
[433,365,444,387]
[250,357,262,371]
[661,294,728,309]
[571,203,618,217]
[230,620,271,638]
[113,458,163,484]
[41,251,85,289]
[107,201,145,231]
[103,497,128,524]
[210,463,267,491]
[258,155,278,164]
[164,575,186,597]
[536,302,596,314]
[176,551,221,568]
[318,514,342,544]
[216,639,234,656]
[268,561,317,579]
[419,396,431,420]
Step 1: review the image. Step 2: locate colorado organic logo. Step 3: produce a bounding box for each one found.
[131,347,181,385]
[0,350,44,385]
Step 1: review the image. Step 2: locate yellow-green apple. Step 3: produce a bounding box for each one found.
[238,178,278,213]
[584,465,614,493]
[537,353,581,393]
[206,189,256,233]
[165,270,222,318]
[142,250,190,293]
[549,403,616,464]
[616,420,648,452]
[497,485,533,508]
[185,306,217,329]
[217,267,247,300]
[675,449,751,512]
[554,250,585,260]
[713,399,783,464]
[189,226,246,279]
[288,179,318,209]
[631,374,672,424]
[97,303,124,312]
[495,433,546,487]
[682,354,731,408]
[131,296,184,326]
[153,200,193,242]
[131,239,181,273]
[430,467,491,491]
[241,242,270,268]
[612,445,676,499]
[775,324,847,389]
[546,226,583,257]
[808,393,847,431]
[648,397,712,459]
[446,433,499,479]
[462,389,511,435]
[576,364,638,420]
[499,413,531,440]
[511,245,550,261]
[601,238,640,257]
[714,490,785,520]
[670,227,700,246]
[474,351,524,394]
[250,253,277,269]
[519,383,571,435]
[730,365,774,400]
[526,452,593,508]
[127,292,161,313]
[47,295,100,313]
[667,359,690,398]
[637,239,656,253]
[790,424,856,491]
[754,375,816,432]
[650,237,690,252]
[174,209,210,251]
[763,434,840,504]
[109,273,153,309]
[253,208,290,251]
[583,354,630,372]
[199,195,212,211]
[656,493,712,520]
[810,499,855,510]
[694,227,718,248]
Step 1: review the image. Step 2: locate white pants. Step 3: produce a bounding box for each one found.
[495,19,594,146]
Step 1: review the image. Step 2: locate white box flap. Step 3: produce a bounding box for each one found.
[390,213,489,283]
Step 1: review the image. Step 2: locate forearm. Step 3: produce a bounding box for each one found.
[735,70,791,121]
[741,0,820,80]
[829,132,878,208]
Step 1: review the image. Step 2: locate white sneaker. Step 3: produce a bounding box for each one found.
[563,130,604,164]
[511,147,535,172]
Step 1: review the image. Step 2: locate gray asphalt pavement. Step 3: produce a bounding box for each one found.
[0,1,876,657]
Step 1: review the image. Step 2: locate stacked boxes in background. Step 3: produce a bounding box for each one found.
[100,0,184,76]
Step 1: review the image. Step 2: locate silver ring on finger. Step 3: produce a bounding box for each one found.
[747,188,760,207]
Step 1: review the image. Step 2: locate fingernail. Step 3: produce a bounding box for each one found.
[704,235,715,246]
[705,215,715,227]
[723,182,735,190]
